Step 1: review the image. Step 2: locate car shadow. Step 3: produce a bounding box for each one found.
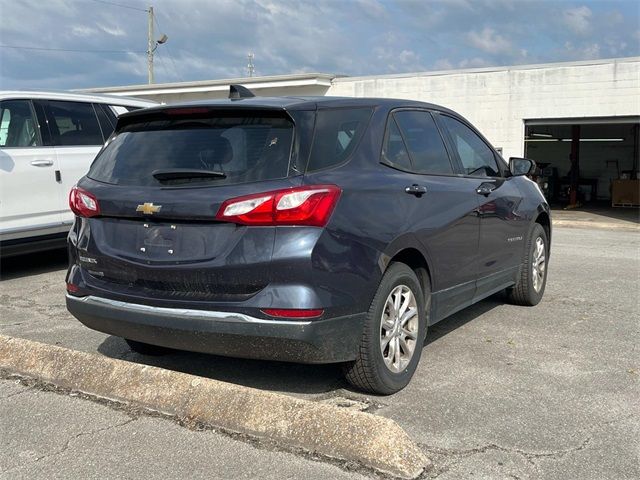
[97,335,348,396]
[0,248,68,281]
[425,295,504,346]
[97,294,504,397]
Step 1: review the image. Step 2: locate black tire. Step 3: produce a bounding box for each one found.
[507,223,548,306]
[343,263,427,395]
[125,339,171,356]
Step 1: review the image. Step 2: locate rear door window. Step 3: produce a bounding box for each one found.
[88,113,295,186]
[393,111,452,174]
[381,116,412,171]
[94,104,116,139]
[440,115,500,177]
[0,100,41,147]
[47,101,104,146]
[306,108,372,172]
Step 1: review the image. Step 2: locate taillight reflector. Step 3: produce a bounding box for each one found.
[69,186,100,218]
[216,185,341,226]
[261,308,324,319]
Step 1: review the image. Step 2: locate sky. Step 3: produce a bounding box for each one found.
[0,0,639,89]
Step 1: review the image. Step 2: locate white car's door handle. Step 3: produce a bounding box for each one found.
[30,159,54,167]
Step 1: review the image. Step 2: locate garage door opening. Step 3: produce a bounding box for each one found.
[524,118,639,210]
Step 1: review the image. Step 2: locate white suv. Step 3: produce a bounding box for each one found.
[0,91,155,257]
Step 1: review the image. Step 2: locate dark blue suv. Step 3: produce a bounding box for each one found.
[66,87,550,394]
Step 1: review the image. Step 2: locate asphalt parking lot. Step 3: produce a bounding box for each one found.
[1,226,638,479]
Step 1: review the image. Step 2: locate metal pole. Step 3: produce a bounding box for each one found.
[147,6,154,84]
[569,125,580,206]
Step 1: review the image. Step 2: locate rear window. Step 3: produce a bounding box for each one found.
[88,113,294,186]
[306,108,372,172]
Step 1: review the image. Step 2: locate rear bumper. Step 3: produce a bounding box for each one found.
[66,294,365,364]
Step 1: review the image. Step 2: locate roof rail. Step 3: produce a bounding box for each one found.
[229,84,255,99]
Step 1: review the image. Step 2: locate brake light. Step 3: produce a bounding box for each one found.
[69,186,100,217]
[165,107,211,115]
[216,185,341,226]
[261,308,324,319]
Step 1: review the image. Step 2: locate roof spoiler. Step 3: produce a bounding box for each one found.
[229,84,255,99]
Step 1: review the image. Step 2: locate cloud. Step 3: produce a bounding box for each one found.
[0,0,638,90]
[353,0,386,18]
[467,27,513,55]
[98,24,126,37]
[373,46,425,73]
[458,57,492,69]
[71,25,97,37]
[563,6,592,35]
[564,41,601,60]
[433,59,454,70]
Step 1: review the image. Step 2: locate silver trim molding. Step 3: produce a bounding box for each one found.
[67,294,313,326]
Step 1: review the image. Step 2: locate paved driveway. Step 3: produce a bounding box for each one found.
[1,227,638,479]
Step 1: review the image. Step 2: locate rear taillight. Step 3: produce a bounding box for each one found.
[69,186,100,218]
[216,185,341,227]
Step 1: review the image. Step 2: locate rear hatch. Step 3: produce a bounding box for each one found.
[75,106,307,302]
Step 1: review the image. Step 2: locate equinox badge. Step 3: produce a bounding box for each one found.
[136,203,161,215]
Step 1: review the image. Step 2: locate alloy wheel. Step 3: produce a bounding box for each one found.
[532,236,546,292]
[379,285,419,373]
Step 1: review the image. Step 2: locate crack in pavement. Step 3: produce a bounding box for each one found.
[1,417,138,476]
[0,387,33,400]
[419,437,592,479]
[0,375,392,480]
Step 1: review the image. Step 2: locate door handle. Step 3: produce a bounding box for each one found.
[405,184,427,196]
[476,182,497,196]
[30,159,54,167]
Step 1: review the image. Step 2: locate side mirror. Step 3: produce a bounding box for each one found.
[509,157,536,176]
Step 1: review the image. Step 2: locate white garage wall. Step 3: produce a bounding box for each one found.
[327,57,640,160]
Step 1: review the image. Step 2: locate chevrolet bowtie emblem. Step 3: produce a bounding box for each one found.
[136,203,161,215]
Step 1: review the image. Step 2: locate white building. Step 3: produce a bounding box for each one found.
[83,57,640,206]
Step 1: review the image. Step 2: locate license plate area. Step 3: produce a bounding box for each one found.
[139,224,177,256]
[134,222,207,261]
[88,217,238,264]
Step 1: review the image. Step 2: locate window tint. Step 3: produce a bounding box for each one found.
[0,100,40,147]
[393,111,452,174]
[48,101,103,146]
[88,114,294,187]
[306,108,372,172]
[440,115,499,177]
[94,104,115,139]
[381,117,412,170]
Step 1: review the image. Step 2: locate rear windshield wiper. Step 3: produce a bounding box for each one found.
[152,169,227,182]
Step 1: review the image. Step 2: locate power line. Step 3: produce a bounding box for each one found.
[0,44,142,54]
[154,49,171,81]
[153,14,184,82]
[86,0,148,13]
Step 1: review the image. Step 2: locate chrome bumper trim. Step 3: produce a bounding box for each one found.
[66,294,313,326]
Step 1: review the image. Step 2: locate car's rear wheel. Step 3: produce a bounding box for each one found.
[125,339,171,356]
[507,223,548,306]
[344,263,427,395]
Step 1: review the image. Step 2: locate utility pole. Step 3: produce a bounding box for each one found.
[146,6,168,84]
[147,6,154,84]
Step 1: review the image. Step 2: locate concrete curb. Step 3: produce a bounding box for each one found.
[552,219,639,232]
[0,334,429,479]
